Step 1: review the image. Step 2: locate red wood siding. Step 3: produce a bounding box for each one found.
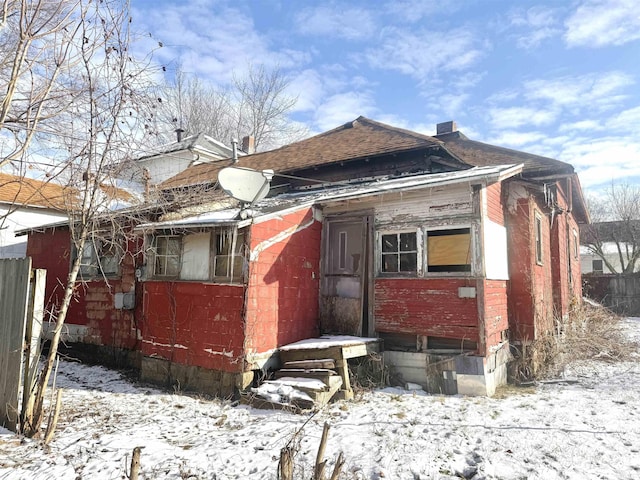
[550,180,583,318]
[482,279,508,352]
[506,190,554,342]
[244,207,321,353]
[486,183,504,225]
[374,278,480,343]
[141,281,245,372]
[26,228,138,350]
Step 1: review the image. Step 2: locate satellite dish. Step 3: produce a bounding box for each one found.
[218,166,274,204]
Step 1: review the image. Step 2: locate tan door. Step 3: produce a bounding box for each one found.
[320,216,372,336]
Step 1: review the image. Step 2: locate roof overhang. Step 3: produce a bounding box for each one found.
[136,164,523,231]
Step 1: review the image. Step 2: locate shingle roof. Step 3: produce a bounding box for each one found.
[161,116,445,189]
[0,173,73,210]
[435,131,574,177]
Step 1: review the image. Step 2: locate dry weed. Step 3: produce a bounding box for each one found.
[510,301,637,383]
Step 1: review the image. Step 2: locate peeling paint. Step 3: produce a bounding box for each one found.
[204,349,234,357]
[141,339,188,349]
[249,217,317,262]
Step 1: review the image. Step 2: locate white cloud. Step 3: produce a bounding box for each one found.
[564,0,640,47]
[385,0,459,23]
[606,106,640,132]
[523,71,634,110]
[293,5,377,40]
[507,6,562,48]
[313,91,377,131]
[132,1,308,85]
[487,106,558,129]
[365,27,483,82]
[559,120,602,133]
[287,69,326,113]
[487,131,546,148]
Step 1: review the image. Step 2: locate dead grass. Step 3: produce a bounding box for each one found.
[559,301,637,363]
[510,301,638,383]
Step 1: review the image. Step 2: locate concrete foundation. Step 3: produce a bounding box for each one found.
[140,356,253,398]
[384,343,511,396]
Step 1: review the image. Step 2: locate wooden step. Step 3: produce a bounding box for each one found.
[275,368,338,383]
[283,358,336,369]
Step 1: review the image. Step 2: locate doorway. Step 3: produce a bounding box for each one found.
[320,215,373,336]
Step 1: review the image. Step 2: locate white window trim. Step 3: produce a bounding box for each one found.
[535,212,543,265]
[376,224,475,277]
[377,228,422,276]
[148,228,247,284]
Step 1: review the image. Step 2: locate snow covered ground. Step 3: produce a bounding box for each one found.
[1,318,639,480]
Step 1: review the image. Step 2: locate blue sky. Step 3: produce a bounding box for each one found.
[132,0,640,193]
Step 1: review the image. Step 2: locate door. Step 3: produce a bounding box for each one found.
[320,215,372,336]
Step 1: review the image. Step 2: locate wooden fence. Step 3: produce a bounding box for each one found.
[0,258,46,431]
[583,273,640,316]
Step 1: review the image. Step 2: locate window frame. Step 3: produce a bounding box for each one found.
[592,259,604,274]
[425,226,472,274]
[148,227,247,284]
[376,224,474,277]
[378,229,420,275]
[572,229,579,259]
[535,212,543,265]
[75,236,121,280]
[212,228,246,283]
[152,234,182,278]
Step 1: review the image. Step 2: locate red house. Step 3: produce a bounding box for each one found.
[25,118,589,396]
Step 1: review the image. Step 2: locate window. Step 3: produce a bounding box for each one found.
[381,231,418,273]
[573,229,579,259]
[213,230,245,282]
[426,228,471,273]
[535,214,543,265]
[153,235,181,277]
[151,228,246,283]
[592,259,604,273]
[77,238,119,278]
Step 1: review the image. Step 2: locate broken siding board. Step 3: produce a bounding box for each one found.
[375,187,474,227]
[374,278,480,343]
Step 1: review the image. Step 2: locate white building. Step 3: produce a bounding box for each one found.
[0,173,69,258]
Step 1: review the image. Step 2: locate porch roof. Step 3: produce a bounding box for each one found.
[136,164,522,231]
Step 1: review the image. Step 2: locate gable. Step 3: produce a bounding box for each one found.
[161,117,467,190]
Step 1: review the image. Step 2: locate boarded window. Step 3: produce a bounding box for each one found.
[427,228,471,273]
[153,235,181,277]
[180,232,210,280]
[381,231,418,273]
[535,214,543,264]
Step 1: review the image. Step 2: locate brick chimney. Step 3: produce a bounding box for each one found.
[436,121,457,135]
[241,135,255,154]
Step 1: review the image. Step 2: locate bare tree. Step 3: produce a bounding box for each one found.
[13,0,158,438]
[583,182,640,274]
[154,64,307,151]
[0,0,81,170]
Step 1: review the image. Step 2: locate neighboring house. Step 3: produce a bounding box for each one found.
[25,117,589,396]
[118,131,247,186]
[580,220,640,274]
[0,173,69,258]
